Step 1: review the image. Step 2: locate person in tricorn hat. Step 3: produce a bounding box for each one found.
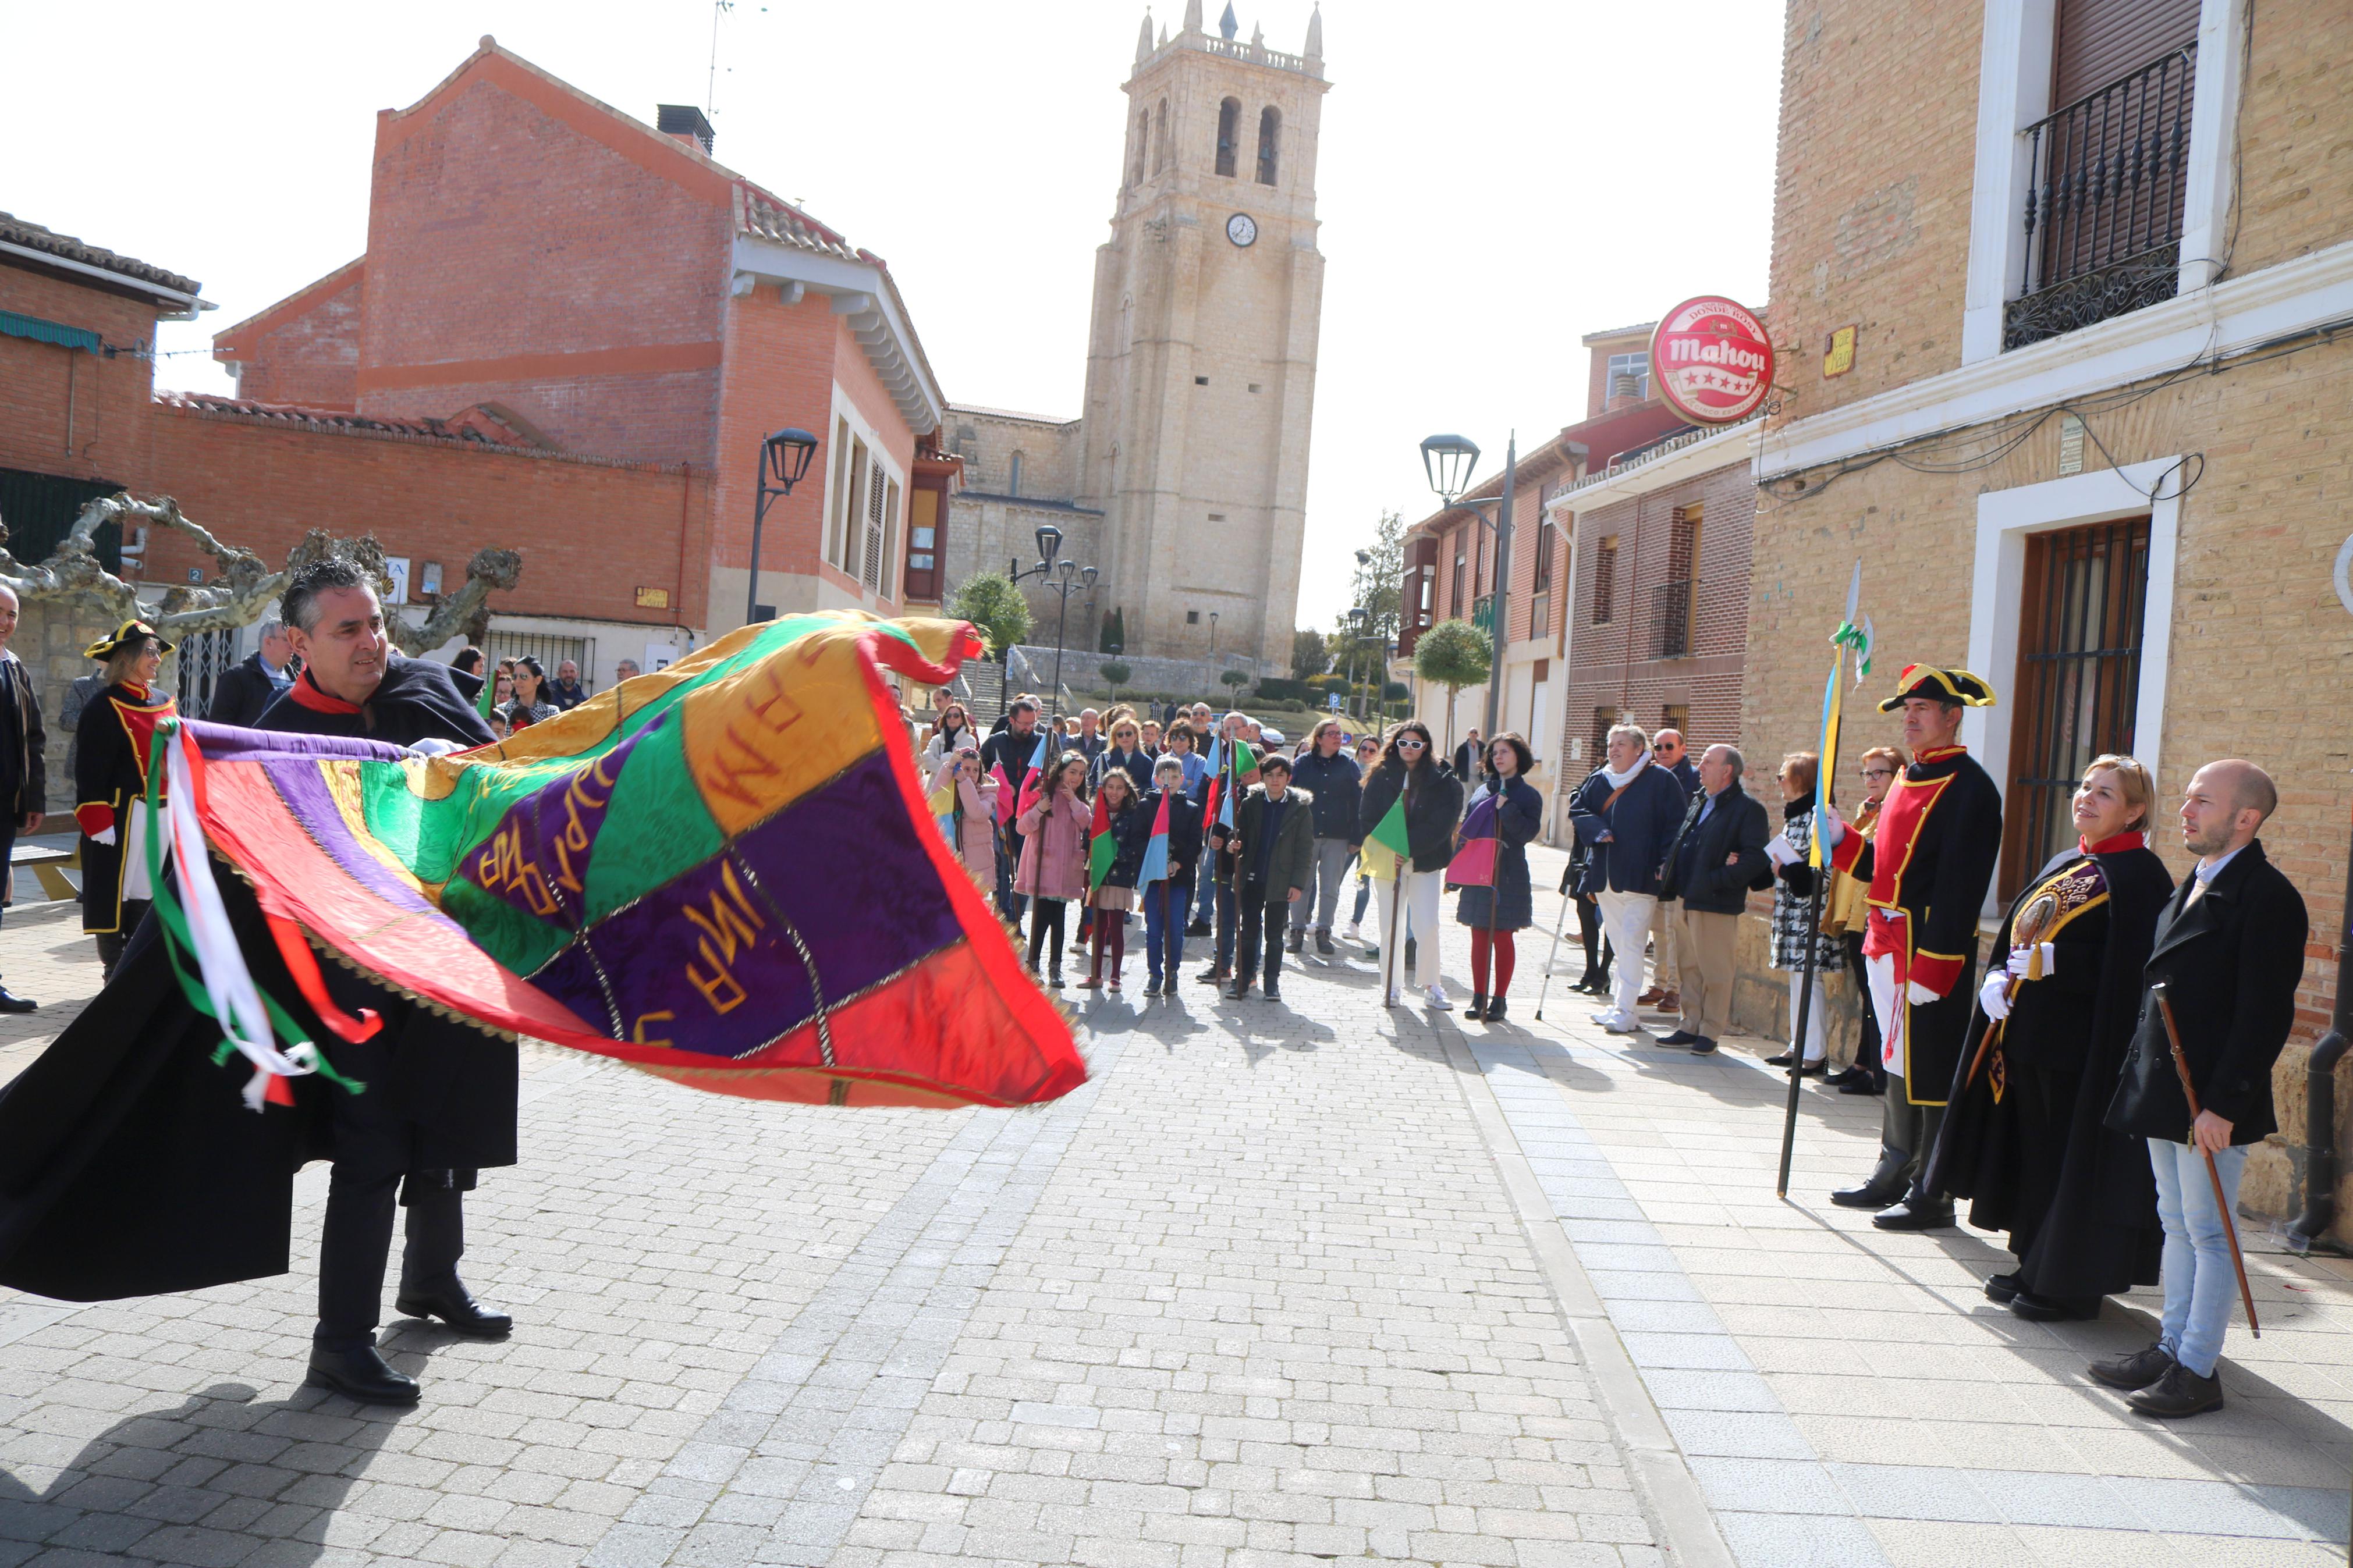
[1816,664,2003,1231]
[73,618,176,978]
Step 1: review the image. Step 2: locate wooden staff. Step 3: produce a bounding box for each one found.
[1955,892,2059,1093]
[2150,982,2261,1338]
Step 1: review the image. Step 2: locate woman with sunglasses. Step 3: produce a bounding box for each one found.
[1357,720,1464,1009]
[1822,746,1903,1094]
[922,701,979,770]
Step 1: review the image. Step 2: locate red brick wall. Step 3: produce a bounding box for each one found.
[356,66,733,464]
[141,404,707,628]
[0,267,161,488]
[218,262,364,411]
[1563,459,1755,767]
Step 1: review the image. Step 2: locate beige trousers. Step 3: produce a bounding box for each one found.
[1649,897,1681,992]
[1674,906,1739,1041]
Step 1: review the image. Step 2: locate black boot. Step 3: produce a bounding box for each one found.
[1469,992,1488,1022]
[1485,995,1507,1024]
[394,1281,513,1339]
[304,1343,420,1406]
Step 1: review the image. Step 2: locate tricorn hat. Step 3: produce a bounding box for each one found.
[84,618,175,662]
[1878,663,1996,713]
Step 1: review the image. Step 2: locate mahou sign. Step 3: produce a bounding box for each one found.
[1650,296,1773,424]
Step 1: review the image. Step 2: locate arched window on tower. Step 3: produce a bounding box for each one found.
[1130,109,1148,186]
[1153,98,1171,173]
[1256,106,1281,186]
[1215,97,1240,177]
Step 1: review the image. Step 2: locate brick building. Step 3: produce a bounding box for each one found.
[3,41,962,743]
[1751,0,2353,1233]
[1393,322,1709,829]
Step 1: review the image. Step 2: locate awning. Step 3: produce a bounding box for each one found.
[0,310,101,354]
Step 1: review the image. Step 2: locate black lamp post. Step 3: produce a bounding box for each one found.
[1209,610,1219,656]
[747,427,818,625]
[1420,429,1517,741]
[1346,605,1369,720]
[1009,524,1095,731]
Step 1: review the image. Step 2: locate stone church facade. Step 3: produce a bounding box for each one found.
[942,3,1328,672]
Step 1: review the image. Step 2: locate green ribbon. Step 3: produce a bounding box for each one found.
[142,723,364,1096]
[1830,619,1872,676]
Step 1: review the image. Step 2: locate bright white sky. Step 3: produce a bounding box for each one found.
[5,0,1780,634]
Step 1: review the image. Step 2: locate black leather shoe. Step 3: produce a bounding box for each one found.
[1872,1194,1955,1232]
[0,987,36,1014]
[1469,993,1488,1021]
[2128,1362,2224,1418]
[2010,1290,2101,1322]
[1262,982,1281,1002]
[394,1283,513,1339]
[1196,968,1229,984]
[1688,1037,1719,1055]
[1763,1051,1798,1067]
[1186,919,1211,937]
[1286,929,1304,954]
[1983,1271,2023,1304]
[1821,1066,1864,1088]
[2088,1342,2175,1391]
[1837,1076,1886,1096]
[305,1344,420,1405]
[1315,930,1335,956]
[1656,1030,1700,1047]
[1832,1161,1909,1209]
[1227,980,1252,1001]
[1485,997,1507,1024]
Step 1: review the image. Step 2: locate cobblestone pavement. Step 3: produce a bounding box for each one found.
[1,843,2350,1568]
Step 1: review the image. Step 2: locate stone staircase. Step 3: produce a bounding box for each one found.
[957,657,1007,724]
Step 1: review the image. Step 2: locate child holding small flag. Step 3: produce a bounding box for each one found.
[1016,753,1091,987]
[1079,770,1149,990]
[1141,757,1205,995]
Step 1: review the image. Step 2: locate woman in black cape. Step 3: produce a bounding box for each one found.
[1929,753,2173,1321]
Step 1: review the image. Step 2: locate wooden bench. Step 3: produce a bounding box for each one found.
[10,841,77,902]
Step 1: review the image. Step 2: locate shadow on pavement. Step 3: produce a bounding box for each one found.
[0,1377,408,1564]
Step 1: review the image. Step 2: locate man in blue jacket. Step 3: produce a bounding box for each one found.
[1287,719,1362,955]
[1652,744,1770,1055]
[1568,722,1691,1034]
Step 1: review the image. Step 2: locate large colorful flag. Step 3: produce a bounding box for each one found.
[152,614,1084,1110]
[1137,790,1171,886]
[1015,730,1050,817]
[1086,790,1116,892]
[1360,792,1412,881]
[1199,735,1225,830]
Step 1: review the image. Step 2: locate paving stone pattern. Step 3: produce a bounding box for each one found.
[3,847,2352,1568]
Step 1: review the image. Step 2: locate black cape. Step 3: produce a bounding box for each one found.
[1928,841,2172,1299]
[0,656,507,1303]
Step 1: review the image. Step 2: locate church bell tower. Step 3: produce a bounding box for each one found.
[1076,3,1328,670]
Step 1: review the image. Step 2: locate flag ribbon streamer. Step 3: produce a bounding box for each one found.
[142,722,367,1112]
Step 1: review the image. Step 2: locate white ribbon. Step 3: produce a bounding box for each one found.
[161,726,323,1111]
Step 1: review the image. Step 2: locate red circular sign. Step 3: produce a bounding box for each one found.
[1649,296,1773,424]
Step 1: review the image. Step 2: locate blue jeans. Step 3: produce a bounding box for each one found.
[2148,1137,2251,1378]
[1144,877,1191,981]
[1192,847,1218,923]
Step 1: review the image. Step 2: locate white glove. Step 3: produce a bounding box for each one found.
[408,737,463,758]
[92,827,117,847]
[1763,837,1800,867]
[2007,943,2056,979]
[1907,980,1940,1005]
[1978,970,2011,1021]
[1815,802,1846,849]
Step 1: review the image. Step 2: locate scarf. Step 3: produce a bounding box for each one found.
[1599,753,1649,791]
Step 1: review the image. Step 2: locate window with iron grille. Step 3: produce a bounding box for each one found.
[1656,504,1701,658]
[176,628,239,719]
[489,632,595,690]
[1590,706,1620,759]
[1591,535,1617,624]
[2000,517,2150,900]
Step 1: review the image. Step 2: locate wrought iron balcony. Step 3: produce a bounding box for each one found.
[2004,47,2196,351]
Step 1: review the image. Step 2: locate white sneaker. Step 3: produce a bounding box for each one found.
[1589,1008,1617,1026]
[1384,987,1403,1008]
[1344,923,1361,943]
[1600,1011,1641,1035]
[1426,984,1452,1011]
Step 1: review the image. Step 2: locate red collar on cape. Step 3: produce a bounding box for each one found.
[2080,830,2147,855]
[1914,744,1968,764]
[289,669,363,716]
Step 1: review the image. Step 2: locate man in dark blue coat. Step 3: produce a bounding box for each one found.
[1568,721,1690,1034]
[1653,744,1770,1055]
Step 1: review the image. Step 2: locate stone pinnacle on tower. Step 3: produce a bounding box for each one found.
[1136,7,1154,63]
[1305,2,1323,63]
[1181,0,1203,37]
[1220,3,1239,41]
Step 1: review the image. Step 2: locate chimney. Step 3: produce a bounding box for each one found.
[1605,372,1644,413]
[656,104,715,155]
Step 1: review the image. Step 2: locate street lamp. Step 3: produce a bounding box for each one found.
[746,427,818,625]
[1209,610,1219,656]
[1347,605,1369,720]
[1419,428,1518,742]
[1009,527,1095,731]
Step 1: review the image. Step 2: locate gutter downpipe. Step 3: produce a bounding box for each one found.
[2285,802,2353,1254]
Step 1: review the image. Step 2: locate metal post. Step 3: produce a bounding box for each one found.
[1482,434,1518,742]
[745,489,771,626]
[1050,588,1071,735]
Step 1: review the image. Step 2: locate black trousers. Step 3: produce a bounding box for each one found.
[1233,880,1290,987]
[316,1164,467,1349]
[1882,1077,1947,1199]
[1577,895,1605,977]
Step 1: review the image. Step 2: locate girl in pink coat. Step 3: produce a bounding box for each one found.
[1017,752,1091,986]
[945,747,999,889]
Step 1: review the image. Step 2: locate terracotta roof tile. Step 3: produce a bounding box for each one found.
[0,212,201,298]
[155,392,537,448]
